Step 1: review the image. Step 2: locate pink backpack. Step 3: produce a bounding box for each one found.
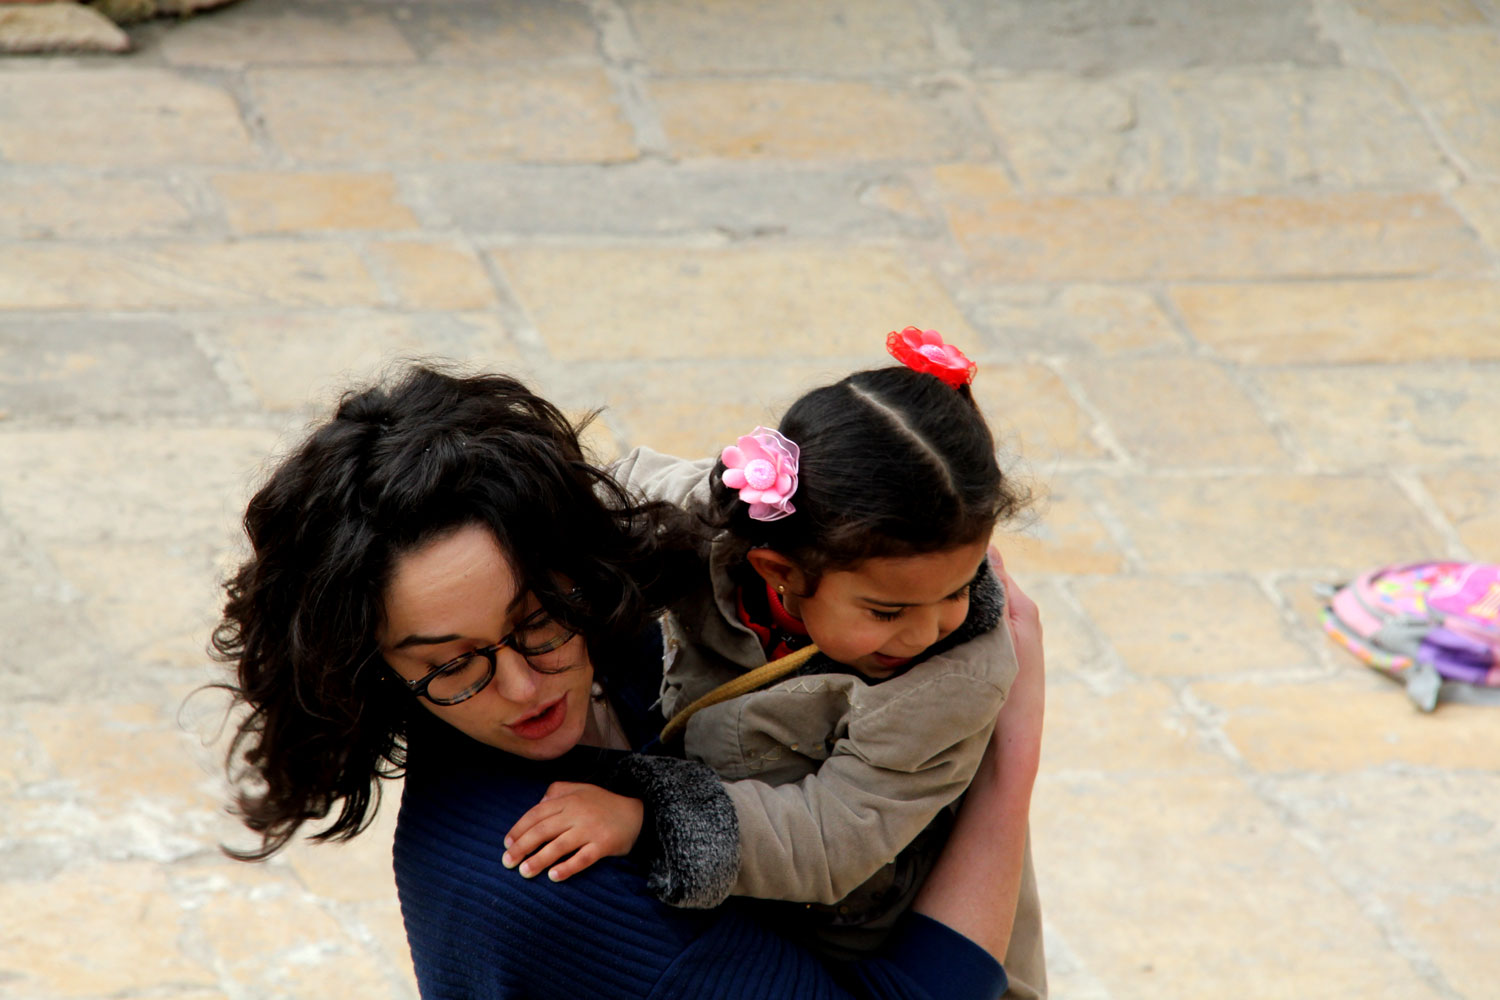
[1320,562,1500,711]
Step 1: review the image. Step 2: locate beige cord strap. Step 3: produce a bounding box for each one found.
[659,644,821,743]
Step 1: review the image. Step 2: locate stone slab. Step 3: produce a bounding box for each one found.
[1039,676,1233,774]
[181,861,400,998]
[1071,357,1288,467]
[0,172,201,240]
[938,0,1341,72]
[47,539,223,666]
[652,78,990,162]
[1173,280,1500,364]
[1380,31,1500,175]
[0,242,382,310]
[1349,0,1489,24]
[1003,479,1126,577]
[977,68,1451,193]
[1032,773,1433,1000]
[1010,577,1111,680]
[973,363,1106,463]
[1192,675,1500,772]
[0,862,213,996]
[157,6,416,66]
[0,526,98,703]
[283,794,401,903]
[626,0,940,75]
[369,240,499,309]
[1420,464,1500,557]
[938,181,1487,280]
[1072,575,1315,678]
[1254,364,1500,468]
[1093,474,1446,573]
[570,360,833,460]
[0,2,128,54]
[0,322,232,423]
[1269,771,1500,896]
[250,67,637,165]
[496,247,974,361]
[392,0,613,63]
[199,311,523,412]
[353,894,422,998]
[213,172,419,234]
[23,700,216,806]
[0,428,277,543]
[1396,893,1500,1000]
[412,164,941,239]
[962,285,1183,357]
[0,69,256,166]
[1450,181,1500,255]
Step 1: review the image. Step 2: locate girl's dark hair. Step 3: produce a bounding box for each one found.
[709,366,1028,583]
[212,364,696,860]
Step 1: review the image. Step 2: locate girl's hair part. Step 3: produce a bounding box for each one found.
[212,363,698,860]
[708,366,1029,585]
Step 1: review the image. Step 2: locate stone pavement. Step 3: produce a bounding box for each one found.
[1,0,1498,997]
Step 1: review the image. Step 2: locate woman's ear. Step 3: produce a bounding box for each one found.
[745,548,806,596]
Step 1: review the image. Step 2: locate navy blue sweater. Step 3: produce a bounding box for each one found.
[393,722,1006,1000]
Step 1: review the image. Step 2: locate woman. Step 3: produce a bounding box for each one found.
[215,364,1044,999]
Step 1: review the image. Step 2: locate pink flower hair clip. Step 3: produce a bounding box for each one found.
[721,426,799,521]
[886,327,977,389]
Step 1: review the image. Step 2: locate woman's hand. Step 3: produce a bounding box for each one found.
[912,547,1045,961]
[991,546,1044,770]
[502,782,645,882]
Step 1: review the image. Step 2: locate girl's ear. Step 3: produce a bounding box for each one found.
[745,548,806,595]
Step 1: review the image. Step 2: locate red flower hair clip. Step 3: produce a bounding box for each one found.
[886,327,977,389]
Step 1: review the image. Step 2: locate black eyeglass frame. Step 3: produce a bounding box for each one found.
[398,591,584,707]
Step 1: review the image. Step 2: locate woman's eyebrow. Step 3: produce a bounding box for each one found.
[389,589,533,650]
[392,632,463,650]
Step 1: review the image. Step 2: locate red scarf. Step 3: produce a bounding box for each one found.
[734,579,812,661]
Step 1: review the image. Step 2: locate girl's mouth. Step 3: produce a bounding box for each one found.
[508,698,568,741]
[871,652,913,670]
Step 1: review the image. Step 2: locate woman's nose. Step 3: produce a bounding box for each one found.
[488,645,541,703]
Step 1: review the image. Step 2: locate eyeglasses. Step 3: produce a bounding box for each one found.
[399,595,582,706]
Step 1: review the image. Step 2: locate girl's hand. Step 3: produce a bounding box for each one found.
[502,782,645,882]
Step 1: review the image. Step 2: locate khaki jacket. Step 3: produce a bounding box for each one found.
[613,447,1017,907]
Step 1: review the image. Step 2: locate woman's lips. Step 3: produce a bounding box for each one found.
[508,698,568,741]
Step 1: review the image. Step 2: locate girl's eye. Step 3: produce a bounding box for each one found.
[869,608,902,622]
[948,587,971,602]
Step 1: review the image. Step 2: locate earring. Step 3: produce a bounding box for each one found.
[776,585,785,595]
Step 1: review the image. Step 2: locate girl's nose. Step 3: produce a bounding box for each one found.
[488,645,541,703]
[900,608,944,651]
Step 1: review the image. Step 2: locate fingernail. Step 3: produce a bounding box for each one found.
[501,853,516,869]
[503,836,513,850]
[548,869,562,882]
[519,863,534,878]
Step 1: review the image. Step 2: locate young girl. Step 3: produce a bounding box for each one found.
[503,329,1045,995]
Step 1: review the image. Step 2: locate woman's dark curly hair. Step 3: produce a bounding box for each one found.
[709,366,1029,586]
[213,364,697,860]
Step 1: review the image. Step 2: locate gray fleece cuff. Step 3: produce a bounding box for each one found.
[604,754,740,909]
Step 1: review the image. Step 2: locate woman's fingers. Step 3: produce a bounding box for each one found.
[986,544,1006,574]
